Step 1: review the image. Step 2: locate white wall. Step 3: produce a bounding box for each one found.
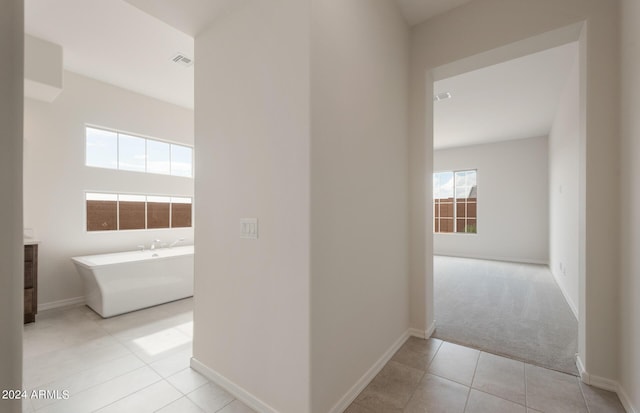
[619,0,640,411]
[0,1,24,412]
[193,0,409,411]
[310,1,409,412]
[193,1,311,412]
[410,0,620,383]
[24,35,63,102]
[433,137,549,264]
[23,71,194,308]
[548,51,580,318]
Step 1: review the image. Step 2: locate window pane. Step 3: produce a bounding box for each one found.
[467,219,477,233]
[466,170,477,188]
[118,194,146,230]
[118,134,146,172]
[147,196,170,228]
[456,186,472,199]
[86,128,117,169]
[171,145,193,177]
[86,193,117,231]
[433,169,477,234]
[147,140,170,175]
[467,202,477,218]
[434,172,453,199]
[440,219,454,233]
[440,202,453,218]
[171,197,192,228]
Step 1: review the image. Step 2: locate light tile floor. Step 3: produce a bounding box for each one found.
[24,300,626,413]
[348,338,626,413]
[22,298,256,413]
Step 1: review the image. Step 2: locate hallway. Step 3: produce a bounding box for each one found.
[347,337,624,413]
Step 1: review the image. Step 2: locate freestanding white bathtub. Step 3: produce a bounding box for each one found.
[71,245,194,318]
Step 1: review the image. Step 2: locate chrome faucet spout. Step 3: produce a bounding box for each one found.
[169,238,185,248]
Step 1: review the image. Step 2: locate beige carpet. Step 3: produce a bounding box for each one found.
[433,256,579,375]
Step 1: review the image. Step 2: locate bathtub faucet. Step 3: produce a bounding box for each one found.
[150,239,161,250]
[169,238,185,248]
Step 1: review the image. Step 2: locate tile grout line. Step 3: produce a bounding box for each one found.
[399,337,443,412]
[461,350,481,412]
[577,378,592,413]
[87,305,195,413]
[89,376,166,413]
[151,378,191,412]
[401,370,427,412]
[27,315,147,410]
[28,304,197,413]
[524,362,528,409]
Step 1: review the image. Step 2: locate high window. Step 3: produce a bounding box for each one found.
[433,170,477,234]
[86,193,192,232]
[85,126,193,177]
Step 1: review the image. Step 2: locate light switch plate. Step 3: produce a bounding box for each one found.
[240,218,258,239]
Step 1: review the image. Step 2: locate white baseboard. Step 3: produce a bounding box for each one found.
[617,384,638,413]
[328,330,410,413]
[433,253,548,266]
[408,321,436,339]
[576,354,588,383]
[576,355,638,413]
[408,328,425,338]
[193,331,412,413]
[190,358,280,413]
[38,296,85,312]
[426,320,436,338]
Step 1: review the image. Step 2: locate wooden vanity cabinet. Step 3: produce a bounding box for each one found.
[24,244,38,323]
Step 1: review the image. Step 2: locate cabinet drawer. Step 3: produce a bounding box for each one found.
[24,288,34,315]
[24,245,34,262]
[25,262,34,289]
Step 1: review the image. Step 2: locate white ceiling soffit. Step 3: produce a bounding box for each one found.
[395,0,475,26]
[25,0,194,109]
[434,42,579,150]
[123,0,238,37]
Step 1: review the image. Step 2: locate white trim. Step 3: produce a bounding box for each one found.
[576,354,588,383]
[576,354,617,391]
[190,358,280,413]
[38,296,85,312]
[550,268,579,319]
[576,354,638,413]
[617,384,638,413]
[433,252,548,266]
[327,330,410,413]
[406,323,436,340]
[408,328,425,339]
[426,320,436,338]
[589,374,619,393]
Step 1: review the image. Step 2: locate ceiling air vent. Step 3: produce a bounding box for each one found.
[433,91,452,102]
[171,53,194,67]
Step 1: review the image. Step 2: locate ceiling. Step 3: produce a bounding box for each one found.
[434,42,579,150]
[25,0,195,109]
[25,0,469,110]
[25,1,577,149]
[123,0,238,37]
[395,0,475,26]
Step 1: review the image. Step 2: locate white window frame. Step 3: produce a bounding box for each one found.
[85,125,194,178]
[433,169,477,234]
[84,191,194,233]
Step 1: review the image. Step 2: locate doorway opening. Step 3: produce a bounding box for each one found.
[431,41,581,375]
